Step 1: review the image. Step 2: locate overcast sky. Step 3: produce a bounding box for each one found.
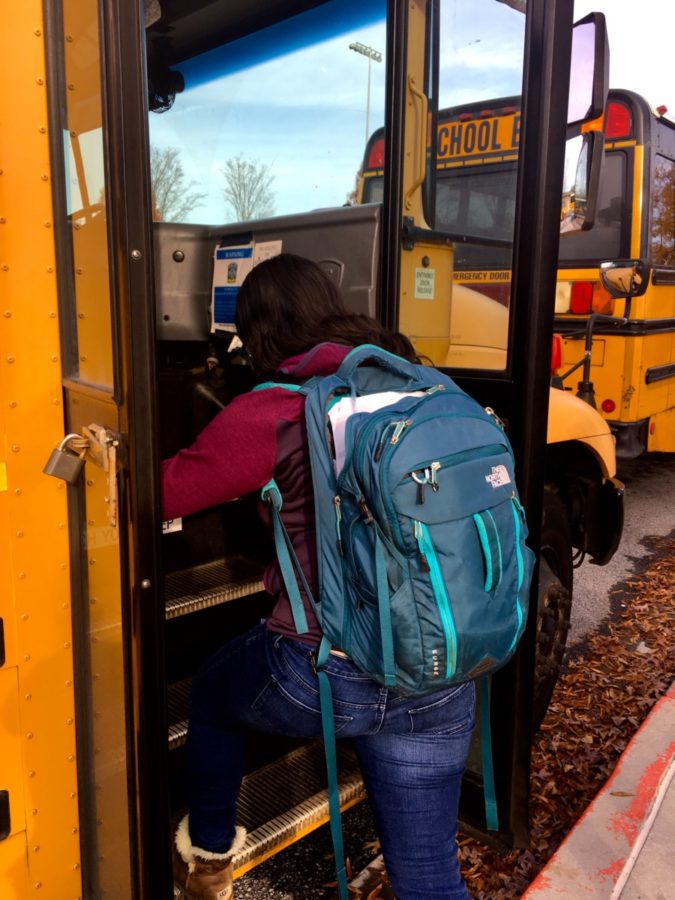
[574,0,674,115]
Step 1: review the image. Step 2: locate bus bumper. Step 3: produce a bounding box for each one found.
[610,419,648,460]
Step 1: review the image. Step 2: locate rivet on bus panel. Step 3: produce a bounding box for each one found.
[3,310,10,317]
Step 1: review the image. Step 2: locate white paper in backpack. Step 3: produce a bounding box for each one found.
[328,391,425,475]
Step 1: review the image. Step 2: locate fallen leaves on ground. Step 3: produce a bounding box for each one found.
[461,533,675,899]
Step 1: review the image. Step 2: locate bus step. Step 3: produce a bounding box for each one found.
[168,684,366,873]
[164,557,264,620]
[167,678,192,749]
[232,742,365,874]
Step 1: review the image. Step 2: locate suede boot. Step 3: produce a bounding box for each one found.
[173,814,246,900]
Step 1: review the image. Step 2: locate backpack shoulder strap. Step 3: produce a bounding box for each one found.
[260,479,317,635]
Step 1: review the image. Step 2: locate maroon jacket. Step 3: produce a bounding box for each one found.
[162,342,351,643]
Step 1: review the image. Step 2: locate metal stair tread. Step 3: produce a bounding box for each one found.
[164,556,265,619]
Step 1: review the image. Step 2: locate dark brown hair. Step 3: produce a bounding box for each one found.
[235,253,418,374]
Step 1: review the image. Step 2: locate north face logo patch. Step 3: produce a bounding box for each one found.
[485,464,511,488]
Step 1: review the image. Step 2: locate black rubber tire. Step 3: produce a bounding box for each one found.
[532,490,574,730]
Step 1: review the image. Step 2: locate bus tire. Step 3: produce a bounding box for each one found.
[533,490,573,730]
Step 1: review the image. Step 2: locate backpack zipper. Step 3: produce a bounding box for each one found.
[414,520,457,678]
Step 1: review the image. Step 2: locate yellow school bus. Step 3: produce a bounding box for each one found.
[2,1,617,897]
[555,92,675,457]
[362,91,675,458]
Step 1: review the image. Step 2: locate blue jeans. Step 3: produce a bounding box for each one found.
[186,622,475,899]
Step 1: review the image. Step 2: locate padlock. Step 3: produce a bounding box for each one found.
[43,434,86,484]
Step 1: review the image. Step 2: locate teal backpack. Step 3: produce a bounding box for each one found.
[259,344,534,898]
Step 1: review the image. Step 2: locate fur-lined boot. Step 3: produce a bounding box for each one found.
[173,814,246,900]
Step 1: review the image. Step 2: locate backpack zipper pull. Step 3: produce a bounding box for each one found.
[414,520,430,571]
[485,406,506,430]
[374,423,395,461]
[411,468,429,505]
[333,496,344,556]
[390,419,412,445]
[430,461,441,491]
[358,497,374,524]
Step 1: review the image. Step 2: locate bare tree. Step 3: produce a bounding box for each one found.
[220,155,276,221]
[150,146,206,221]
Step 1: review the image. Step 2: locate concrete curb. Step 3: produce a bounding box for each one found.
[523,682,675,898]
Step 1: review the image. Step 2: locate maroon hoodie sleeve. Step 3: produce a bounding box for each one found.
[161,389,300,520]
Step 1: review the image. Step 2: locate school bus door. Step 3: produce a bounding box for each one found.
[388,0,608,845]
[45,0,165,896]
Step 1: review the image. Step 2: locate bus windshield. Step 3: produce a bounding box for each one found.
[148,0,386,224]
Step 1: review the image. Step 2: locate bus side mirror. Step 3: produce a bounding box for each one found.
[600,259,650,299]
[560,12,609,234]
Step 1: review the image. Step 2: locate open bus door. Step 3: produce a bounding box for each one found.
[385,0,609,847]
[40,0,608,895]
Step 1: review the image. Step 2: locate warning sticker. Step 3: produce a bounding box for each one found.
[415,268,436,300]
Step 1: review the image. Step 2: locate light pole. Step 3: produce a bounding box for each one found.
[349,42,382,145]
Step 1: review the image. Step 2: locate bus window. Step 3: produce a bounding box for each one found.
[650,154,675,266]
[148,2,386,225]
[559,151,627,261]
[436,168,516,270]
[433,0,526,371]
